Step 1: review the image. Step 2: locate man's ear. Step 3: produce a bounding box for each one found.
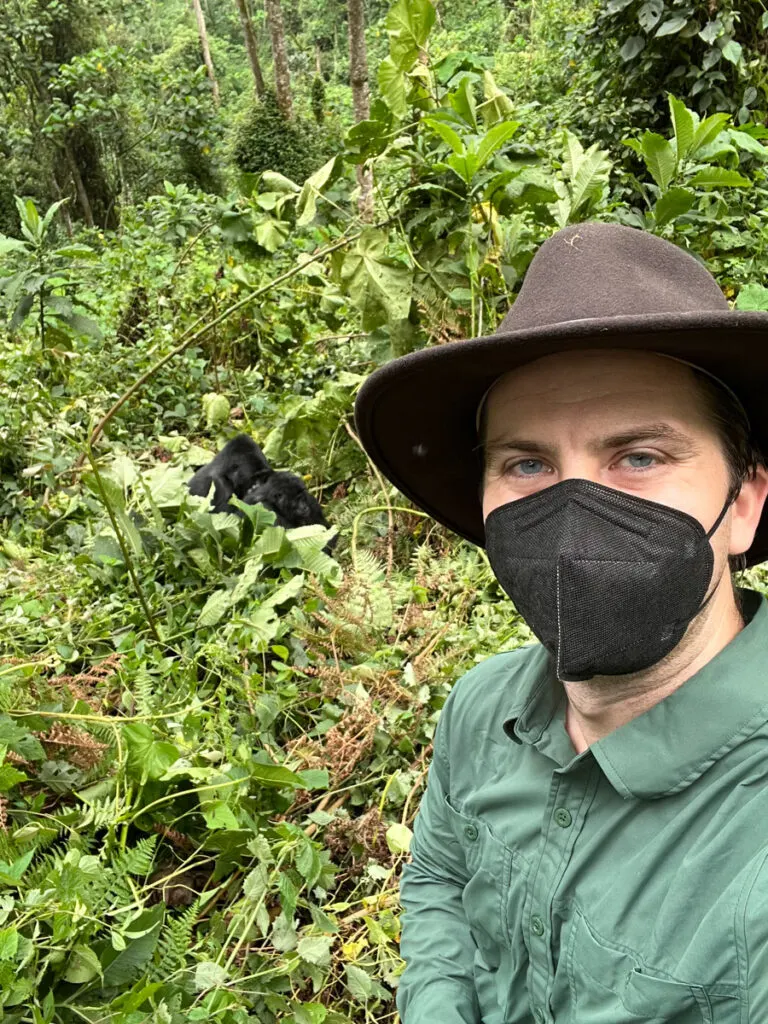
[729,464,768,556]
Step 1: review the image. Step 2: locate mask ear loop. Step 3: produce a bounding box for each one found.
[692,484,743,621]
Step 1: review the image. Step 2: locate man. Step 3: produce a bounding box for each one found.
[354,222,768,1022]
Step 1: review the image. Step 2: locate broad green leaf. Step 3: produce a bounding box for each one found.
[729,130,768,160]
[296,840,322,886]
[53,243,96,259]
[297,934,333,967]
[447,75,477,129]
[197,588,233,627]
[653,187,695,227]
[477,70,515,126]
[202,392,230,430]
[607,0,633,10]
[63,944,102,983]
[424,118,464,156]
[699,20,721,44]
[0,926,18,961]
[254,216,290,252]
[345,962,374,1001]
[561,132,612,215]
[690,112,730,156]
[0,849,35,886]
[262,573,305,609]
[378,57,407,118]
[340,229,412,330]
[40,198,67,235]
[640,133,677,189]
[721,39,743,65]
[251,761,304,788]
[101,919,162,988]
[123,723,180,782]
[735,283,768,311]
[385,822,413,854]
[656,15,688,36]
[0,716,44,761]
[9,293,34,333]
[296,156,340,226]
[0,236,27,257]
[345,963,388,1002]
[195,961,228,991]
[386,0,436,69]
[201,801,240,830]
[446,151,475,185]
[620,36,645,61]
[297,768,329,790]
[688,167,749,188]
[261,170,300,193]
[474,121,519,173]
[0,765,27,791]
[16,197,40,244]
[669,96,695,162]
[271,912,299,952]
[637,0,663,32]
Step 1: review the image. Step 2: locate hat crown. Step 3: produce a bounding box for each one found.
[501,222,730,333]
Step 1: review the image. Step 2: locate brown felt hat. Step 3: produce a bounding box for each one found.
[354,221,768,567]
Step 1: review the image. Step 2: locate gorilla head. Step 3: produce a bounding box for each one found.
[188,434,270,514]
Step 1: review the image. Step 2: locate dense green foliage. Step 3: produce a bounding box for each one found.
[2,0,768,1021]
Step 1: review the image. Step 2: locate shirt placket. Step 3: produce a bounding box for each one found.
[522,754,599,1023]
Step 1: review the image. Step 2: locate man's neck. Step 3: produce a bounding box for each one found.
[564,578,746,754]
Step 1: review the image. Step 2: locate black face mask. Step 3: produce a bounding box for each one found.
[484,479,735,682]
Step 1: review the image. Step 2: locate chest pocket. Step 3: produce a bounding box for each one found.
[565,910,739,1024]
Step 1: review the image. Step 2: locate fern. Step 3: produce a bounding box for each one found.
[92,835,158,914]
[133,670,155,716]
[116,834,158,877]
[152,893,205,978]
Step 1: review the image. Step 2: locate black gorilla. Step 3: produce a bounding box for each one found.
[243,471,330,532]
[188,435,270,514]
[187,434,336,549]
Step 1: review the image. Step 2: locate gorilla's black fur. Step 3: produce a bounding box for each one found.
[243,471,329,531]
[188,434,335,549]
[188,435,270,514]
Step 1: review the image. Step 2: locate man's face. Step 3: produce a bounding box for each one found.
[481,349,760,568]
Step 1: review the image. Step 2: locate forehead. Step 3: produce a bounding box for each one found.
[484,349,709,432]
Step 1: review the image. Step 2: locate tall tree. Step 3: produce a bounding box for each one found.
[263,0,293,120]
[234,0,265,97]
[347,0,373,220]
[191,0,220,106]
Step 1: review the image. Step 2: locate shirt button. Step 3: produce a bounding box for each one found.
[533,1008,545,1024]
[554,807,572,828]
[463,823,478,841]
[531,915,544,936]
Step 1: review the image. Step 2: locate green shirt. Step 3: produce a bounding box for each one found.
[397,588,768,1024]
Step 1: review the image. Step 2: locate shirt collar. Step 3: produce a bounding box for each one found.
[502,589,768,799]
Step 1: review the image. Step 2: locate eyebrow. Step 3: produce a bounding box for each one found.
[484,423,702,460]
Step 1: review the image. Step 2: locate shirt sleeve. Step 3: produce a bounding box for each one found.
[744,853,768,1017]
[396,684,481,1024]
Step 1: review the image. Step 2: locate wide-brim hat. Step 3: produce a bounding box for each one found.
[354,221,768,567]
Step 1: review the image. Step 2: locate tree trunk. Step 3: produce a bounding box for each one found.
[191,0,220,106]
[234,0,265,97]
[264,0,293,120]
[347,0,373,221]
[63,142,94,228]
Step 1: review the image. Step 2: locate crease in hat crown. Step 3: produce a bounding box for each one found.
[499,222,730,335]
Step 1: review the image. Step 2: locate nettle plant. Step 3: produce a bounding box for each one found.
[0,197,101,373]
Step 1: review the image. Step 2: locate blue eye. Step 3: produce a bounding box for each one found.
[514,459,545,476]
[625,453,655,469]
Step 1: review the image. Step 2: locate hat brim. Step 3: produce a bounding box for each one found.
[354,310,768,567]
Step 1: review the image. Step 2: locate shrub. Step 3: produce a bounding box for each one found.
[231,90,322,185]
